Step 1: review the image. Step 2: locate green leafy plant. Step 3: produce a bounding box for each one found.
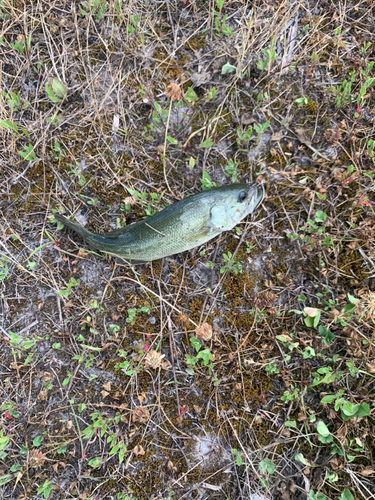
[37,479,57,499]
[114,350,136,375]
[10,35,31,54]
[200,171,219,190]
[0,90,27,111]
[213,0,234,38]
[126,14,139,34]
[295,96,308,108]
[18,143,37,161]
[258,458,275,487]
[265,361,279,375]
[256,37,277,72]
[220,252,242,275]
[127,188,166,217]
[45,78,67,103]
[224,159,238,182]
[280,386,300,402]
[80,0,106,22]
[0,255,9,280]
[231,448,244,466]
[58,277,81,297]
[185,337,213,375]
[126,305,150,325]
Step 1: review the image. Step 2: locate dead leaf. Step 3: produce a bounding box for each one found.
[240,112,257,125]
[102,382,111,392]
[295,128,312,147]
[133,444,145,456]
[327,309,340,320]
[271,131,283,141]
[123,196,137,206]
[101,390,110,399]
[136,393,146,404]
[77,249,88,258]
[297,412,308,422]
[195,322,212,341]
[304,307,319,317]
[324,128,342,146]
[63,300,75,308]
[79,489,91,499]
[190,71,211,86]
[167,459,177,472]
[53,462,66,473]
[132,406,150,424]
[336,424,348,438]
[165,82,182,101]
[252,291,277,309]
[278,334,293,342]
[329,456,344,471]
[160,358,172,371]
[359,466,374,477]
[37,389,48,401]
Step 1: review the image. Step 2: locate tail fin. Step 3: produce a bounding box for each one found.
[55,214,94,240]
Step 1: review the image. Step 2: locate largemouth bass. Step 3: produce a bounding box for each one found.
[55,183,264,264]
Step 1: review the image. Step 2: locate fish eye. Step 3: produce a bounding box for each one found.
[238,191,247,203]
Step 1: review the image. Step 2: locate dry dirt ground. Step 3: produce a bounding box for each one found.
[1,1,375,499]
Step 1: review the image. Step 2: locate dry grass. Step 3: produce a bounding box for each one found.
[0,1,375,499]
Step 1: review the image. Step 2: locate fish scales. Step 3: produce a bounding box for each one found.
[55,183,264,264]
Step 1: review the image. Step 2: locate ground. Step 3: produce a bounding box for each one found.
[0,1,375,499]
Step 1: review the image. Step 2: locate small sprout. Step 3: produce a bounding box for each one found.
[221,62,236,75]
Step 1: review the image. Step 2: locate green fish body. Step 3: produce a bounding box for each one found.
[55,183,264,264]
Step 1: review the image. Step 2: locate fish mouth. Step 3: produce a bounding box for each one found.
[247,183,265,212]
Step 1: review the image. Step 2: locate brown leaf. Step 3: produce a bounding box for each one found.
[132,406,150,424]
[278,333,292,342]
[37,389,48,401]
[271,131,283,141]
[101,390,110,399]
[167,459,177,472]
[336,424,348,438]
[295,128,312,147]
[165,82,182,101]
[324,128,342,146]
[304,307,319,317]
[133,444,145,456]
[123,196,137,206]
[53,462,66,473]
[195,322,212,341]
[102,382,111,392]
[329,456,344,471]
[77,249,88,258]
[241,113,256,125]
[359,466,374,477]
[252,291,277,309]
[160,358,172,371]
[63,300,75,308]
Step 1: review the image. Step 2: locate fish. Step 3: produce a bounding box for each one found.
[55,183,264,264]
